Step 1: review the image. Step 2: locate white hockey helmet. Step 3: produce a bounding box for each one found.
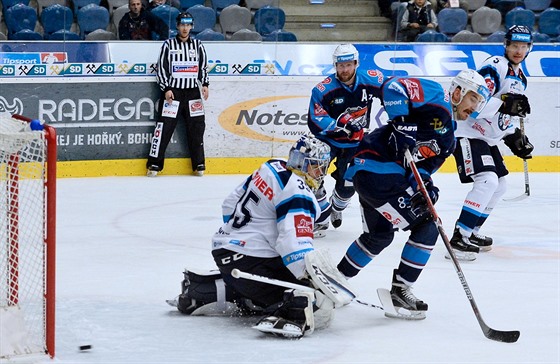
[332,44,359,66]
[449,69,490,112]
[287,135,331,191]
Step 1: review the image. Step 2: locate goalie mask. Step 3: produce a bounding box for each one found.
[287,135,331,191]
[449,69,490,113]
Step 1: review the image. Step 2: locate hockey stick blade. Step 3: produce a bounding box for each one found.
[503,193,529,202]
[482,322,520,343]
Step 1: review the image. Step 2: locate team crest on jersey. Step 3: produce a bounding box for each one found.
[401,79,424,102]
[294,215,313,238]
[485,79,495,94]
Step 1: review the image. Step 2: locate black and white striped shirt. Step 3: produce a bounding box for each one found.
[156,36,209,91]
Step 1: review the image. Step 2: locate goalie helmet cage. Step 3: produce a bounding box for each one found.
[0,114,56,359]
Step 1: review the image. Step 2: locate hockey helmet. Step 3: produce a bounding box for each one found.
[287,135,331,191]
[332,44,359,66]
[176,12,194,25]
[449,69,490,112]
[504,25,533,58]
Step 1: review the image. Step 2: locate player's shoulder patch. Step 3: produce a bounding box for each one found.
[266,159,291,189]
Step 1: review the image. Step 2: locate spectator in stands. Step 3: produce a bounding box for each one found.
[146,0,180,11]
[400,0,438,42]
[436,0,469,13]
[119,0,170,40]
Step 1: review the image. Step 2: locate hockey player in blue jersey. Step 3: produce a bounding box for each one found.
[448,25,534,261]
[169,135,356,338]
[336,70,490,319]
[308,44,385,237]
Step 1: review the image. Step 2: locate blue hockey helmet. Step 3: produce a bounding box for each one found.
[504,25,533,55]
[287,135,331,191]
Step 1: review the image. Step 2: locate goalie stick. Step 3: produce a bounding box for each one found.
[504,117,530,202]
[231,269,384,311]
[405,149,520,343]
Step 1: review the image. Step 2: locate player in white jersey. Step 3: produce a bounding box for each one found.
[170,135,355,338]
[448,25,534,261]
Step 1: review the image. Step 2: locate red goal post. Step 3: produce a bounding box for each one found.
[0,114,56,359]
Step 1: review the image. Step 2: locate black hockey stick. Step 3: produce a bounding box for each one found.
[405,149,520,343]
[231,269,384,311]
[504,117,530,201]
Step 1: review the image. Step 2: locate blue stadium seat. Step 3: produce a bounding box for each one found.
[0,0,30,9]
[72,0,101,17]
[5,3,37,37]
[186,5,216,36]
[523,0,551,12]
[210,0,239,18]
[10,29,43,40]
[41,4,74,40]
[491,0,525,18]
[485,30,506,42]
[77,3,110,39]
[415,30,449,42]
[531,31,551,42]
[538,8,560,36]
[150,4,180,39]
[262,29,297,42]
[505,7,536,30]
[49,29,81,40]
[195,28,225,40]
[437,8,468,36]
[180,0,204,12]
[254,6,285,36]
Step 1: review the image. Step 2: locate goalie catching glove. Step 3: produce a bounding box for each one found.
[335,106,368,140]
[499,93,531,117]
[503,127,534,159]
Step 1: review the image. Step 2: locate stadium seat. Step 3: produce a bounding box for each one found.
[195,28,225,40]
[36,0,67,15]
[219,4,251,39]
[467,0,486,11]
[41,4,73,40]
[531,31,551,42]
[415,29,449,42]
[210,0,239,18]
[262,29,297,42]
[107,0,129,15]
[229,28,262,41]
[505,7,536,30]
[254,6,285,36]
[9,29,43,40]
[471,6,502,35]
[5,3,37,37]
[524,0,551,12]
[491,0,525,18]
[180,0,204,12]
[485,30,506,42]
[77,3,110,39]
[437,8,468,36]
[246,0,279,13]
[151,4,181,36]
[85,29,117,40]
[186,5,216,36]
[0,32,7,40]
[112,4,129,37]
[72,0,101,17]
[538,8,560,36]
[451,29,483,42]
[49,29,81,40]
[0,0,30,9]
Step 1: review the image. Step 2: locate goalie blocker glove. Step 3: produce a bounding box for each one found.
[503,127,534,159]
[499,93,531,117]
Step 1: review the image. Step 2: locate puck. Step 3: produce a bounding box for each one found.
[79,345,92,351]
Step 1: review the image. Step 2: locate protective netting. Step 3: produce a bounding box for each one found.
[0,115,47,357]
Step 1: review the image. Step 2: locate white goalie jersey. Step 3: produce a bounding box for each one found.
[456,55,527,146]
[211,159,320,279]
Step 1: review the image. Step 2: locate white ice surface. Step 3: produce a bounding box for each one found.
[15,172,559,363]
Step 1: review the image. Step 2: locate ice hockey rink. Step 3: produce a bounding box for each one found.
[29,171,559,364]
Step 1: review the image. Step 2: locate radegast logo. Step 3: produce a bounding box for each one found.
[218,96,310,142]
[0,96,23,115]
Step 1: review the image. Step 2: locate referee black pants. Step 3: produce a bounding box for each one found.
[147,87,205,172]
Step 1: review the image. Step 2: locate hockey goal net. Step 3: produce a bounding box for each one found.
[0,114,56,359]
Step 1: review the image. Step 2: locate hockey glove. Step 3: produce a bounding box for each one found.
[408,173,439,205]
[499,93,531,117]
[388,118,417,163]
[336,107,368,134]
[503,127,534,159]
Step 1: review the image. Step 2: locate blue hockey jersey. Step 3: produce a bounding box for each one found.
[307,68,384,149]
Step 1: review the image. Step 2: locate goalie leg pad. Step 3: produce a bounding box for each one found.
[177,269,237,316]
[305,249,356,307]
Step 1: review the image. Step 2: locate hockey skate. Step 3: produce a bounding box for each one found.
[330,208,343,229]
[469,232,493,252]
[194,164,205,177]
[313,221,329,238]
[446,228,480,261]
[377,270,427,320]
[147,165,158,177]
[253,290,311,339]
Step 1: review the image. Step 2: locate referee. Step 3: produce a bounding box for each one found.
[147,12,209,177]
